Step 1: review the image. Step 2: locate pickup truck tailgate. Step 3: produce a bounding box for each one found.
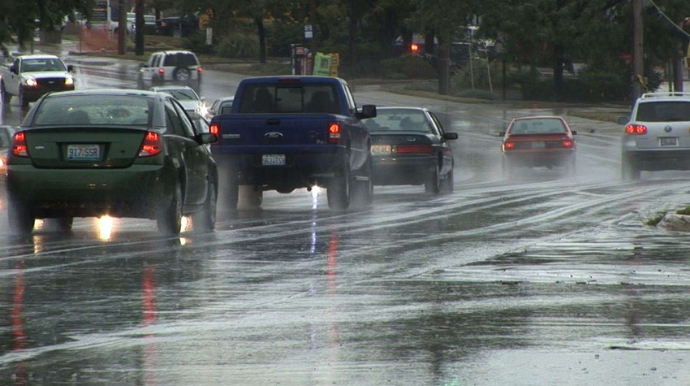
[214,114,340,148]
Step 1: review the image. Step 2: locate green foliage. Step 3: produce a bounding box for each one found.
[267,22,304,57]
[379,55,437,79]
[451,58,502,90]
[217,33,259,59]
[454,89,496,101]
[645,212,666,226]
[182,32,215,55]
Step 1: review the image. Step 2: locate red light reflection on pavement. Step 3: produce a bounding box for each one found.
[11,260,27,385]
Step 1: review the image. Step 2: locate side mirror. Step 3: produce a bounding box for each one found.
[617,116,629,125]
[197,132,217,144]
[67,64,74,72]
[10,64,17,74]
[571,130,578,135]
[444,132,459,140]
[359,104,377,119]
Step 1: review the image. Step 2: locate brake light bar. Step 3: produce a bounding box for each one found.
[328,123,341,144]
[625,124,647,135]
[394,144,433,154]
[138,131,162,157]
[11,132,28,157]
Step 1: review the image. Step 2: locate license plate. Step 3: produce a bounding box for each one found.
[371,145,392,155]
[262,154,286,166]
[659,137,678,147]
[67,144,100,161]
[531,141,545,149]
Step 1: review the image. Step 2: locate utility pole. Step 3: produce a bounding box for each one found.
[632,0,644,100]
[118,0,126,55]
[135,0,144,56]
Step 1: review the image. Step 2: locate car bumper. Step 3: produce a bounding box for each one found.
[372,156,436,185]
[6,165,169,218]
[22,84,75,102]
[503,150,574,167]
[623,149,690,171]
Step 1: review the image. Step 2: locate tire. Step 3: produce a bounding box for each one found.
[327,166,350,211]
[350,158,373,208]
[440,167,454,194]
[45,217,74,232]
[1,81,11,105]
[239,186,263,209]
[193,181,216,233]
[425,164,441,194]
[622,156,641,181]
[7,199,35,235]
[157,183,183,235]
[173,66,191,82]
[18,87,29,109]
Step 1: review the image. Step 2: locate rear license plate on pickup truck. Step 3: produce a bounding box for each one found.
[67,144,100,161]
[262,154,286,166]
[659,137,678,147]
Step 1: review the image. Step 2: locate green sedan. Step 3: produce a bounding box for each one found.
[6,88,218,235]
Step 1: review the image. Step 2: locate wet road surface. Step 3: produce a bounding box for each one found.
[2,54,690,385]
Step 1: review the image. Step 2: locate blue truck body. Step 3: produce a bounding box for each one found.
[209,76,377,210]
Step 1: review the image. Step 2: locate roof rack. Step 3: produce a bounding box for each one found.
[640,92,690,99]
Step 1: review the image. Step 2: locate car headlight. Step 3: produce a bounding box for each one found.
[24,77,38,87]
[65,76,74,86]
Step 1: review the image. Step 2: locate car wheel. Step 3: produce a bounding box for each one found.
[622,156,641,181]
[157,183,182,235]
[440,166,454,194]
[193,180,216,233]
[425,164,441,194]
[8,199,35,235]
[327,166,350,211]
[173,66,191,82]
[1,81,11,105]
[18,87,29,109]
[239,186,263,209]
[350,157,373,208]
[45,217,74,232]
[226,172,239,211]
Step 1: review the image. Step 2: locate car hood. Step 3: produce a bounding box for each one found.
[22,71,72,79]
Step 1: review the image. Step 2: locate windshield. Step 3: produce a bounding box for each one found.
[20,58,67,72]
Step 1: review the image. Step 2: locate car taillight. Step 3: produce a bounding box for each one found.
[12,132,29,157]
[138,131,162,157]
[625,124,647,135]
[562,140,574,148]
[197,67,203,73]
[328,123,341,144]
[503,142,515,150]
[394,144,433,154]
[158,68,165,76]
[209,123,220,144]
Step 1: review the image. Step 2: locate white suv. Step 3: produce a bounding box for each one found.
[621,92,690,180]
[137,50,202,92]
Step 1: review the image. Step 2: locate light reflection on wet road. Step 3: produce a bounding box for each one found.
[2,58,690,385]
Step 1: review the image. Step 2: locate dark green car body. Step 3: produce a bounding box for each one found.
[6,89,218,235]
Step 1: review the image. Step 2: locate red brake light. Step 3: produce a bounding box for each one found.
[197,67,203,73]
[410,44,420,52]
[394,144,433,154]
[158,68,165,75]
[625,124,647,135]
[328,123,341,144]
[503,142,515,150]
[209,123,221,144]
[138,131,162,157]
[12,132,28,157]
[562,140,574,148]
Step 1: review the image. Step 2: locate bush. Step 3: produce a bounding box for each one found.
[182,31,214,55]
[455,89,495,100]
[217,33,259,59]
[379,55,437,79]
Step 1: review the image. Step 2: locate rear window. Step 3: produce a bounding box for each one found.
[510,118,567,134]
[238,83,339,114]
[636,101,690,122]
[33,95,152,126]
[363,109,433,133]
[163,52,199,67]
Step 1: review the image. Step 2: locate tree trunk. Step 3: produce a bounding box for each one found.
[256,17,266,64]
[437,34,450,95]
[553,43,565,101]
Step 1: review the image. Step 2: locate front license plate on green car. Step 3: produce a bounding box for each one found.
[67,144,100,161]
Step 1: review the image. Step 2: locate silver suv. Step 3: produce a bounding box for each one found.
[620,92,690,180]
[137,50,202,92]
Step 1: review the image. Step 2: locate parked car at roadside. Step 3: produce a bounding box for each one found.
[5,89,218,235]
[362,107,457,194]
[155,15,198,37]
[499,115,577,177]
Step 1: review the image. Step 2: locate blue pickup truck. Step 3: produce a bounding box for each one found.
[209,76,377,211]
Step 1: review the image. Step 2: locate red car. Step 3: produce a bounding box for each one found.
[500,116,577,176]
